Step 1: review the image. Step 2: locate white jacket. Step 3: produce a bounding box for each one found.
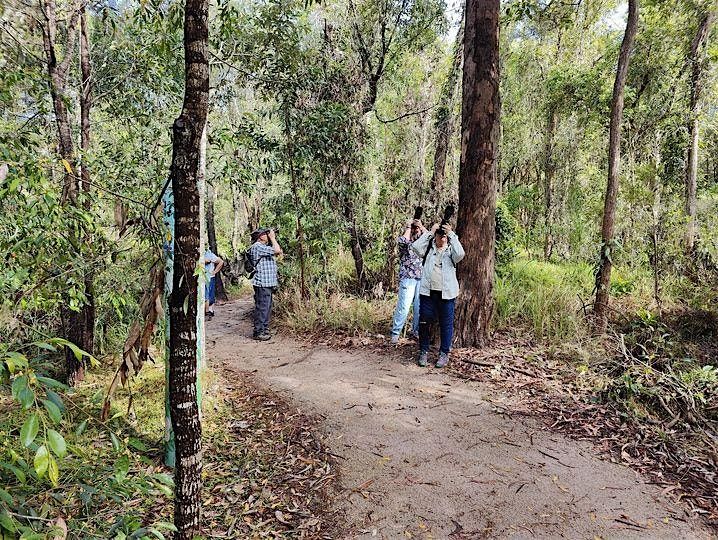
[411,231,465,299]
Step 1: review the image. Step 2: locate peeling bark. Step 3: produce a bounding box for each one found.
[39,0,92,384]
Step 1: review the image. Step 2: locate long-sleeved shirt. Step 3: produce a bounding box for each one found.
[411,231,465,299]
[397,236,423,280]
[250,242,278,288]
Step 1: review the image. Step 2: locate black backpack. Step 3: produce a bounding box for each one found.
[242,247,269,279]
[242,248,257,279]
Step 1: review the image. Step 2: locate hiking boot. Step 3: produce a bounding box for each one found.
[436,352,449,368]
[417,351,429,367]
[390,334,400,345]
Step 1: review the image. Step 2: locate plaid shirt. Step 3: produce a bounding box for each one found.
[398,236,423,280]
[250,242,278,287]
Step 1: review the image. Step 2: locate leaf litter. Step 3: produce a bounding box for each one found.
[445,332,718,530]
[200,368,340,538]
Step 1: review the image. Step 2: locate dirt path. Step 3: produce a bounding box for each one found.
[207,299,713,539]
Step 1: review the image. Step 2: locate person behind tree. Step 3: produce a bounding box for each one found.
[411,221,465,368]
[204,248,223,318]
[390,217,424,344]
[250,227,282,341]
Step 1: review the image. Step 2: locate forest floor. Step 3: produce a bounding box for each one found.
[207,297,715,539]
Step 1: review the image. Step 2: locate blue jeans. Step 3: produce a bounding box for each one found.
[253,286,273,335]
[391,278,421,336]
[419,291,455,354]
[205,276,216,306]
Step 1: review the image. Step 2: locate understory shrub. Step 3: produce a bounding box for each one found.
[495,200,519,272]
[494,259,593,341]
[601,310,718,426]
[276,286,394,335]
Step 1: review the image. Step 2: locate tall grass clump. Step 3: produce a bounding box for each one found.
[494,259,594,341]
[276,286,394,335]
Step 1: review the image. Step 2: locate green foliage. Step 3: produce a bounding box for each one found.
[494,259,593,341]
[277,286,394,335]
[599,310,718,428]
[2,0,718,531]
[495,201,519,271]
[1,354,174,538]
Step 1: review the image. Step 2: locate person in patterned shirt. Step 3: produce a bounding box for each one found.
[250,227,282,341]
[390,217,426,344]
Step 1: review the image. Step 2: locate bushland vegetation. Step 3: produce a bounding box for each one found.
[2,0,718,535]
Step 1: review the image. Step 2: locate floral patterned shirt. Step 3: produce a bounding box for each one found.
[398,236,423,280]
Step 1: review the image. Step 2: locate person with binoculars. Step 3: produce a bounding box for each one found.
[390,217,425,344]
[411,219,465,368]
[249,227,282,341]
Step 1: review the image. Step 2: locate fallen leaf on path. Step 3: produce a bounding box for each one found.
[552,475,569,493]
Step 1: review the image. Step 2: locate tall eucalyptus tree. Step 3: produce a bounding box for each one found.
[594,0,640,332]
[454,0,500,347]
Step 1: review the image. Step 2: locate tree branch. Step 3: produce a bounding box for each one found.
[374,102,437,123]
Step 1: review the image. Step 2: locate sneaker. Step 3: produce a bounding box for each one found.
[417,351,428,367]
[391,334,399,345]
[206,311,214,319]
[257,332,271,341]
[409,332,419,341]
[436,352,449,368]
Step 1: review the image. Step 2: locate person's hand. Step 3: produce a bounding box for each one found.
[441,224,453,234]
[405,219,414,229]
[430,223,440,234]
[268,229,276,241]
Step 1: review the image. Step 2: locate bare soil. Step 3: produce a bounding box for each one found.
[207,298,715,539]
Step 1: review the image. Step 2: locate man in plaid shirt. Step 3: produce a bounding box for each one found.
[250,227,282,340]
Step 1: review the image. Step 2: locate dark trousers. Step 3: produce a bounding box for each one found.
[253,286,273,336]
[419,291,456,354]
[205,276,216,307]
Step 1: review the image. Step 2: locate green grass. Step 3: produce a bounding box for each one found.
[494,259,594,341]
[494,257,660,342]
[0,354,239,539]
[277,287,395,335]
[224,278,254,299]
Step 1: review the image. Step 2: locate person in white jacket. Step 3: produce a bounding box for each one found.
[410,222,465,368]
